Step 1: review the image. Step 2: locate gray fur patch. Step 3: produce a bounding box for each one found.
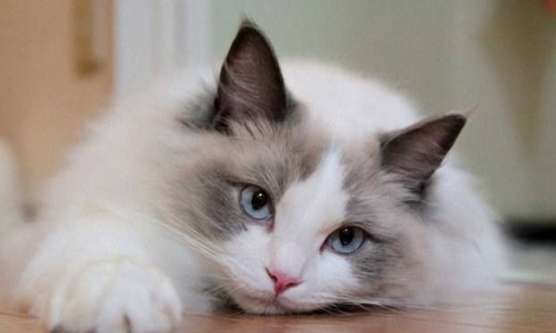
[339,141,427,301]
[168,116,328,241]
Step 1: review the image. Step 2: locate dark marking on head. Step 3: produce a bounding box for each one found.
[178,21,298,135]
[212,20,289,134]
[380,114,466,197]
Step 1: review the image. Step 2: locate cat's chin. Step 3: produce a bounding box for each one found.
[231,292,324,315]
[230,292,287,314]
[236,298,288,315]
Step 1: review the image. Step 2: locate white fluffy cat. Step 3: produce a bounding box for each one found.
[0,22,506,333]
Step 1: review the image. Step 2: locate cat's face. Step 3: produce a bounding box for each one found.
[201,137,422,314]
[175,22,465,314]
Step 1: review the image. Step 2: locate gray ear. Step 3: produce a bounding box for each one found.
[380,114,466,194]
[212,21,287,133]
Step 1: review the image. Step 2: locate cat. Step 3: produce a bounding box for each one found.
[0,22,507,333]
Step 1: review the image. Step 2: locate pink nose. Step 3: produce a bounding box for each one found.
[266,268,302,295]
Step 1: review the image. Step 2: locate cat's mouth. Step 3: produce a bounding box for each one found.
[227,288,325,314]
[233,292,290,314]
[229,290,326,315]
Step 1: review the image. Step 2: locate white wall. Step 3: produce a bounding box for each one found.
[114,0,210,98]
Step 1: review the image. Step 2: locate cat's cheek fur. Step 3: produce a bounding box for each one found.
[220,228,275,302]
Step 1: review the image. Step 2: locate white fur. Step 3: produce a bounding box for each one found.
[221,150,357,313]
[283,61,418,143]
[0,61,506,331]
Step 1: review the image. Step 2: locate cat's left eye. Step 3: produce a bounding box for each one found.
[326,226,367,255]
[239,185,273,222]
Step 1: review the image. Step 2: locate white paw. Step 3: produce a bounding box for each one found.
[47,259,182,333]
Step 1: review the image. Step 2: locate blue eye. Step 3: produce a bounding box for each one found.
[239,185,273,222]
[327,227,367,255]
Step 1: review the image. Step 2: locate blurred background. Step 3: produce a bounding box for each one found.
[1,1,555,264]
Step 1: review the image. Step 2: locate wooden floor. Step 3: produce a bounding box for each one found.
[1,284,555,332]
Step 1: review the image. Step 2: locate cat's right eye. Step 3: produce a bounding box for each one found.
[239,185,273,222]
[326,226,367,255]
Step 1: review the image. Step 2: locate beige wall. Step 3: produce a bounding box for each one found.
[0,1,113,195]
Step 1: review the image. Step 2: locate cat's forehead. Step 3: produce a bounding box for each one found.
[219,119,329,190]
[226,121,386,206]
[269,132,413,241]
[275,149,350,234]
[273,137,401,230]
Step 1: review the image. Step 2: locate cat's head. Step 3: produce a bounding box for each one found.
[175,22,466,314]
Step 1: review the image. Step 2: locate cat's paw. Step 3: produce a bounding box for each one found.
[47,259,182,333]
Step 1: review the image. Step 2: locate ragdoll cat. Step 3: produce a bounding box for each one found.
[0,22,506,333]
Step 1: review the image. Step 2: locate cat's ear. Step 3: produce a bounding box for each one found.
[380,114,466,194]
[212,21,288,133]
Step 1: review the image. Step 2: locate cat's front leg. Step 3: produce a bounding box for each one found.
[18,215,183,333]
